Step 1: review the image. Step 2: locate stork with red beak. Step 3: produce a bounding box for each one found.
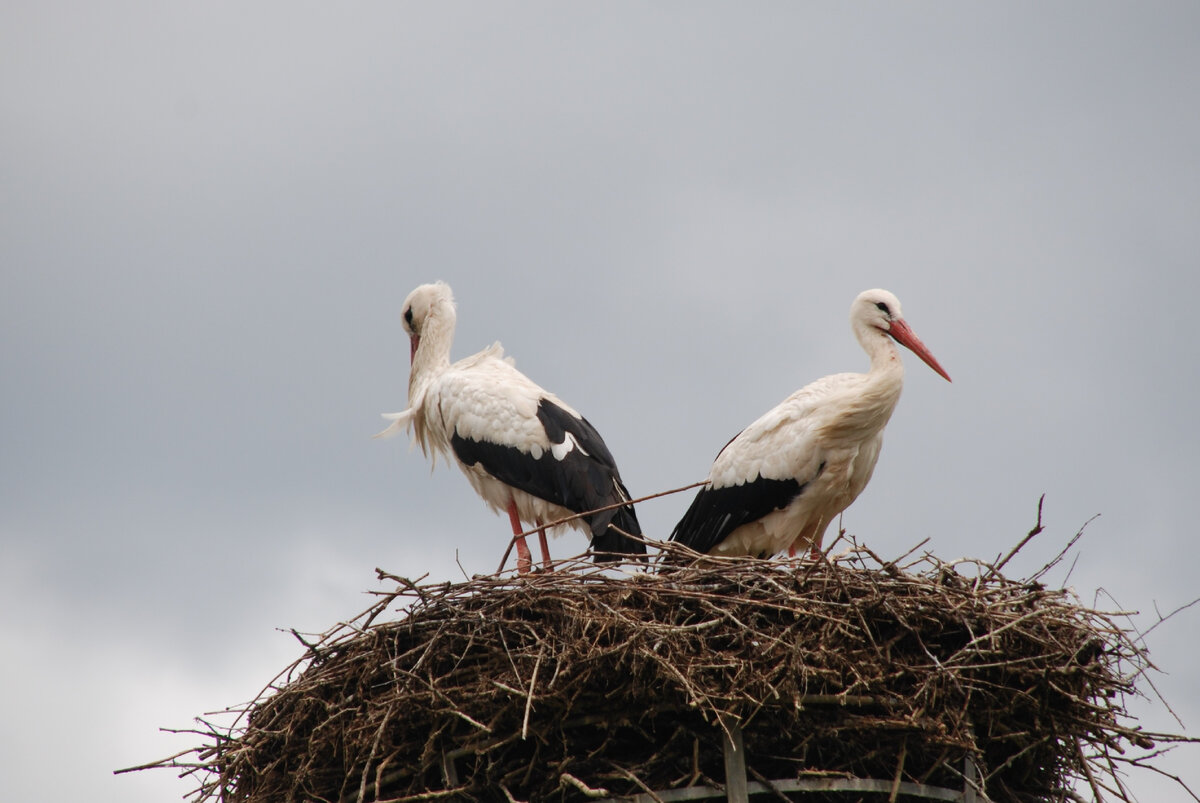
[376,282,644,573]
[669,289,951,561]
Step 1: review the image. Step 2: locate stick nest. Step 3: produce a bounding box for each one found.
[168,542,1185,802]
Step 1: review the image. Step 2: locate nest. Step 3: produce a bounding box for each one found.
[141,528,1198,803]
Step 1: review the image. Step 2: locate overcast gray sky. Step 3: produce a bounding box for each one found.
[3,4,1199,801]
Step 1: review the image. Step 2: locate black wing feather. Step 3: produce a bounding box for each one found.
[450,398,644,560]
[669,474,805,558]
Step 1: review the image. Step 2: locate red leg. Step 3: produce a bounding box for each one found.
[536,520,551,571]
[507,500,531,575]
[515,538,533,575]
[788,539,820,561]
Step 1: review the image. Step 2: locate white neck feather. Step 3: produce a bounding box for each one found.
[408,303,455,406]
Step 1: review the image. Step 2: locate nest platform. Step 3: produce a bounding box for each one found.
[154,541,1187,802]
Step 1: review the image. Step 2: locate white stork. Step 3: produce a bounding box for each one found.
[669,289,951,561]
[375,282,644,573]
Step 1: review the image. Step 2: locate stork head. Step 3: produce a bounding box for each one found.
[401,281,456,364]
[853,289,951,382]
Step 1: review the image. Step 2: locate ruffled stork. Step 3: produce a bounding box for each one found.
[376,282,644,573]
[669,289,951,561]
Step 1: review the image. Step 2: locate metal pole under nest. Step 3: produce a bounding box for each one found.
[721,722,749,803]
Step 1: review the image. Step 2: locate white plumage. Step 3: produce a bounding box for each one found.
[670,289,951,560]
[377,282,644,573]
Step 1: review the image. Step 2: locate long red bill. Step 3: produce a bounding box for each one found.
[887,319,951,382]
[409,334,420,365]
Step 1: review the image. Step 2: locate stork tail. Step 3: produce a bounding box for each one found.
[590,502,646,563]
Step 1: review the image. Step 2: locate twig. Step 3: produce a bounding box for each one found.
[521,646,545,741]
[559,772,610,798]
[1031,515,1099,583]
[987,494,1045,579]
[113,749,197,774]
[1138,597,1200,644]
[495,479,709,573]
[1134,762,1200,802]
[1075,737,1106,803]
[357,711,393,803]
[889,739,907,803]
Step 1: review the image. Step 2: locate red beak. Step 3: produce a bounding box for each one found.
[887,319,952,382]
[409,334,420,365]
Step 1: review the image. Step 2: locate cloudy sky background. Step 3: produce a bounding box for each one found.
[3,4,1199,800]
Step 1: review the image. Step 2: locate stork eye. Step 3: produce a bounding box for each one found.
[403,307,414,326]
[875,301,891,315]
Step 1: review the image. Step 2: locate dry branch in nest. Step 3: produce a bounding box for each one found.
[137,537,1194,803]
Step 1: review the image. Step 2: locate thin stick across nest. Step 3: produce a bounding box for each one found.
[134,533,1197,803]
